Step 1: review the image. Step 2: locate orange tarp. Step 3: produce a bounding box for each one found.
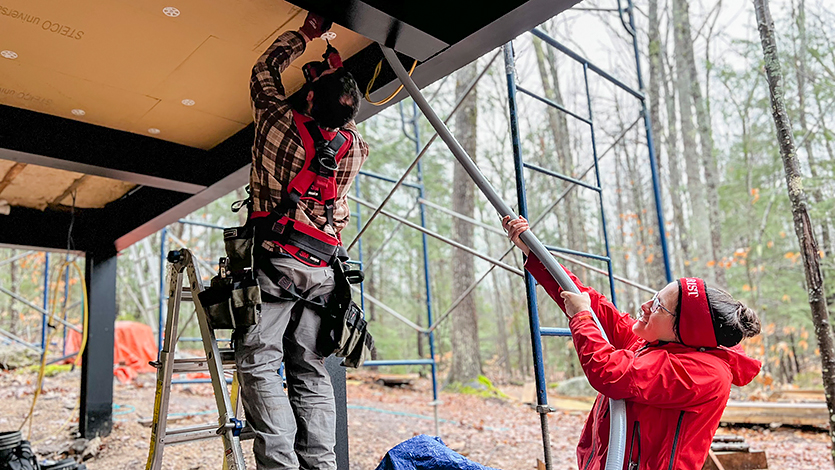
[66,321,158,383]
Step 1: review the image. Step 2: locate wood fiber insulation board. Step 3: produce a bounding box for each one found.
[0,159,17,185]
[54,175,135,209]
[0,164,84,210]
[0,160,136,209]
[0,0,372,149]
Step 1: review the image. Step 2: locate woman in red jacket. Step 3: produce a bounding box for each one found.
[503,216,762,470]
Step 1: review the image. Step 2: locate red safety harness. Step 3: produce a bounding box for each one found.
[252,111,353,267]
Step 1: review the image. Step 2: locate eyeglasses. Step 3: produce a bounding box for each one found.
[650,293,674,316]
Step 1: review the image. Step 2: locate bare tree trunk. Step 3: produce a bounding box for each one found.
[508,271,530,377]
[493,274,511,378]
[662,49,691,275]
[615,150,638,314]
[448,61,482,385]
[682,0,727,286]
[754,0,835,463]
[673,0,706,260]
[645,0,668,286]
[792,0,832,258]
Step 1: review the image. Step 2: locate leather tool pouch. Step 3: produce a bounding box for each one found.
[198,224,261,330]
[317,261,373,368]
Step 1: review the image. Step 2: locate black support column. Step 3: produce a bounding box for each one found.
[326,356,349,470]
[80,250,118,438]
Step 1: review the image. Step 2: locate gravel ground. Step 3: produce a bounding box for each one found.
[0,369,831,470]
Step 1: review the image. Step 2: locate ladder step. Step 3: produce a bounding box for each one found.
[163,423,254,445]
[169,350,236,373]
[180,283,210,302]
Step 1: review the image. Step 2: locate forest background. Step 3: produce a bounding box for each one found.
[2,0,834,397]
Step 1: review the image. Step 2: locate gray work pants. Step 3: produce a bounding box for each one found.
[235,256,336,470]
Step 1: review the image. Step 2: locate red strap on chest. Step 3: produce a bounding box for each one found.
[288,111,353,204]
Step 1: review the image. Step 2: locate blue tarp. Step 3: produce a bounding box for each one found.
[374,434,501,470]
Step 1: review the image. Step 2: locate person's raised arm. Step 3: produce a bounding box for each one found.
[251,13,330,108]
[502,215,639,349]
[569,315,730,409]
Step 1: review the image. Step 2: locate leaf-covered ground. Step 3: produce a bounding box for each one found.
[0,369,831,469]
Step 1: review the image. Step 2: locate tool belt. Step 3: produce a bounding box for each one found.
[197,222,262,331]
[316,260,373,368]
[198,210,371,367]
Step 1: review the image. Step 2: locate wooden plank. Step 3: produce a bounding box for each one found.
[721,400,827,427]
[768,389,825,402]
[0,162,27,195]
[701,450,768,470]
[375,373,419,387]
[708,450,727,470]
[711,443,750,453]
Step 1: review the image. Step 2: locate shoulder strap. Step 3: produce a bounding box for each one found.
[304,120,348,156]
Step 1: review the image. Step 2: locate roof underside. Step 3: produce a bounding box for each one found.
[0,0,579,253]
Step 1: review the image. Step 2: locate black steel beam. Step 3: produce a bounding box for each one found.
[351,0,581,122]
[0,105,209,193]
[0,205,94,252]
[80,250,118,438]
[108,125,254,251]
[286,0,448,61]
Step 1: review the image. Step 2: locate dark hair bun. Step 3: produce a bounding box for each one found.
[706,287,761,347]
[737,303,761,338]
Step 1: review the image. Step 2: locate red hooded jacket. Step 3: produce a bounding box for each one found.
[525,255,761,470]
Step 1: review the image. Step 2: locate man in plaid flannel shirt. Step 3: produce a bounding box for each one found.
[235,12,368,470]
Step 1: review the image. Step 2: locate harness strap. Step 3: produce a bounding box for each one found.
[303,120,345,228]
[304,120,347,172]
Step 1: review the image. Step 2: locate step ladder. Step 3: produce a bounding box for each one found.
[145,248,249,470]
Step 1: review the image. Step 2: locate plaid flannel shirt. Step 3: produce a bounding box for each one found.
[250,31,369,237]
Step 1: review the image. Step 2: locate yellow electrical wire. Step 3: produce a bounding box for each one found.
[19,260,88,441]
[364,59,418,106]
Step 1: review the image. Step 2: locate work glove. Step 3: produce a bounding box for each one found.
[299,12,332,41]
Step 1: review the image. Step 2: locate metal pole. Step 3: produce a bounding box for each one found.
[418,198,506,236]
[349,196,523,276]
[41,252,50,352]
[158,227,167,351]
[350,288,427,333]
[0,327,42,353]
[411,100,441,437]
[627,0,673,282]
[0,285,82,333]
[354,178,365,311]
[0,250,35,268]
[348,50,501,251]
[362,201,419,270]
[504,42,553,470]
[584,63,618,305]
